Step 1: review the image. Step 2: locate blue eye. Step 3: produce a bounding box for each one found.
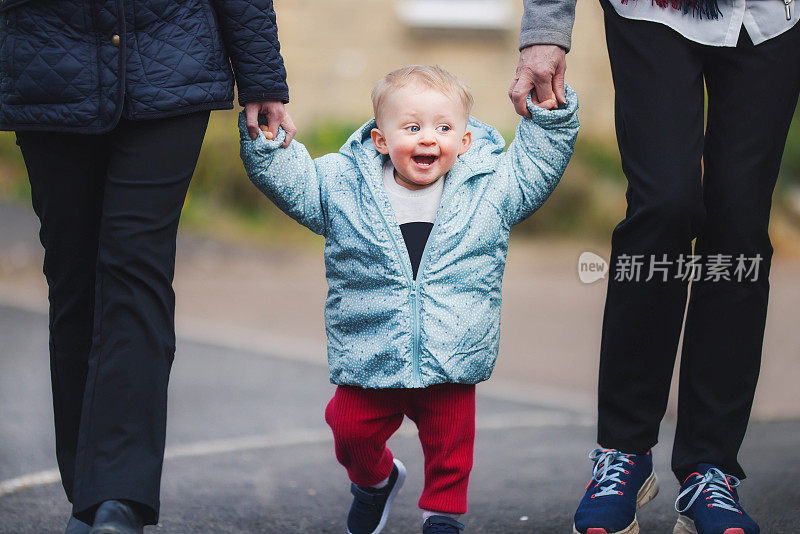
[408,125,420,132]
[437,125,451,132]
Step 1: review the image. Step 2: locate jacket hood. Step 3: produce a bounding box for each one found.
[339,115,508,189]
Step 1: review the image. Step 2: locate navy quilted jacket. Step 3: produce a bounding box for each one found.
[0,0,288,133]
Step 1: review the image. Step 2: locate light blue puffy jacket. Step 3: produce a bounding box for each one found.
[239,86,579,388]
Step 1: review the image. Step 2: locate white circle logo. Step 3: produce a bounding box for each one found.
[578,252,609,284]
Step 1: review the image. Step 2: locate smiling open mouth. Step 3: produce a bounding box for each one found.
[413,155,438,166]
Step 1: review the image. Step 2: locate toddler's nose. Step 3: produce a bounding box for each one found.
[419,132,436,145]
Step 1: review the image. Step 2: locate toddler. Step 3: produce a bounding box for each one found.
[239,65,579,534]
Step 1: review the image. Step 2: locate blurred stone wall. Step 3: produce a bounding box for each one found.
[272,0,615,137]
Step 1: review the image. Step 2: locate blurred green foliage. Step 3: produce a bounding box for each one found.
[189,110,362,210]
[2,105,800,248]
[0,131,29,199]
[518,134,627,239]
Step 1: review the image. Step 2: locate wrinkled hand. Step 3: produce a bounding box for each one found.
[508,44,567,117]
[244,100,297,147]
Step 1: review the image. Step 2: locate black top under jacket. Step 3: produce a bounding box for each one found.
[400,222,434,279]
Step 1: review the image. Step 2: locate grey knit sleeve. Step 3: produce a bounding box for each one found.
[519,0,578,52]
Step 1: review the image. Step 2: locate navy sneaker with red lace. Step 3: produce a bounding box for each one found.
[673,464,759,534]
[422,515,465,533]
[347,458,406,534]
[573,448,659,534]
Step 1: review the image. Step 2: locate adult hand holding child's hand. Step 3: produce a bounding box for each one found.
[509,44,567,117]
[244,100,296,146]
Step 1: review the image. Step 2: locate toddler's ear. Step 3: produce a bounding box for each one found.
[458,130,472,155]
[371,128,389,155]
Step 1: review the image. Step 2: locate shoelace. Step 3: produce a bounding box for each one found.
[675,468,742,514]
[588,448,634,498]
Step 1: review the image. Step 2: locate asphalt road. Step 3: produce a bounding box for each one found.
[1,304,799,533]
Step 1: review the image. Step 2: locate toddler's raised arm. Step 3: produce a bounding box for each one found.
[239,111,339,236]
[500,84,579,226]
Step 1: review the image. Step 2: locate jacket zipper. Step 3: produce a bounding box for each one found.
[785,0,793,20]
[410,281,420,385]
[409,208,447,384]
[371,195,421,384]
[371,175,455,387]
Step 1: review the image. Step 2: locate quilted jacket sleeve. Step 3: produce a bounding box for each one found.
[500,84,579,227]
[238,112,329,236]
[211,0,289,105]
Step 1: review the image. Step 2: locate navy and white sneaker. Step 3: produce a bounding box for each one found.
[673,464,759,534]
[422,515,465,533]
[573,448,659,534]
[347,458,406,534]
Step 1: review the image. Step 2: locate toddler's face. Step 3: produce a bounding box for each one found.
[371,83,471,190]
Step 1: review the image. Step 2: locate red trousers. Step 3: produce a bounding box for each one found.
[325,383,475,514]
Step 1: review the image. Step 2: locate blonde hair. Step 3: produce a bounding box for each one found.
[371,65,473,121]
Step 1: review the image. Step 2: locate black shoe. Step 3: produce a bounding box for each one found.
[89,500,143,534]
[347,458,406,534]
[423,515,465,533]
[65,516,91,534]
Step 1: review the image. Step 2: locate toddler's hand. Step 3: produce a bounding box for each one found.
[259,125,274,141]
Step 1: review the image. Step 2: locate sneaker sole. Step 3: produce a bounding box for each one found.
[572,471,659,534]
[347,458,406,534]
[673,515,747,534]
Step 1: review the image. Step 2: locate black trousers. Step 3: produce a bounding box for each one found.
[598,0,800,481]
[16,111,210,524]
